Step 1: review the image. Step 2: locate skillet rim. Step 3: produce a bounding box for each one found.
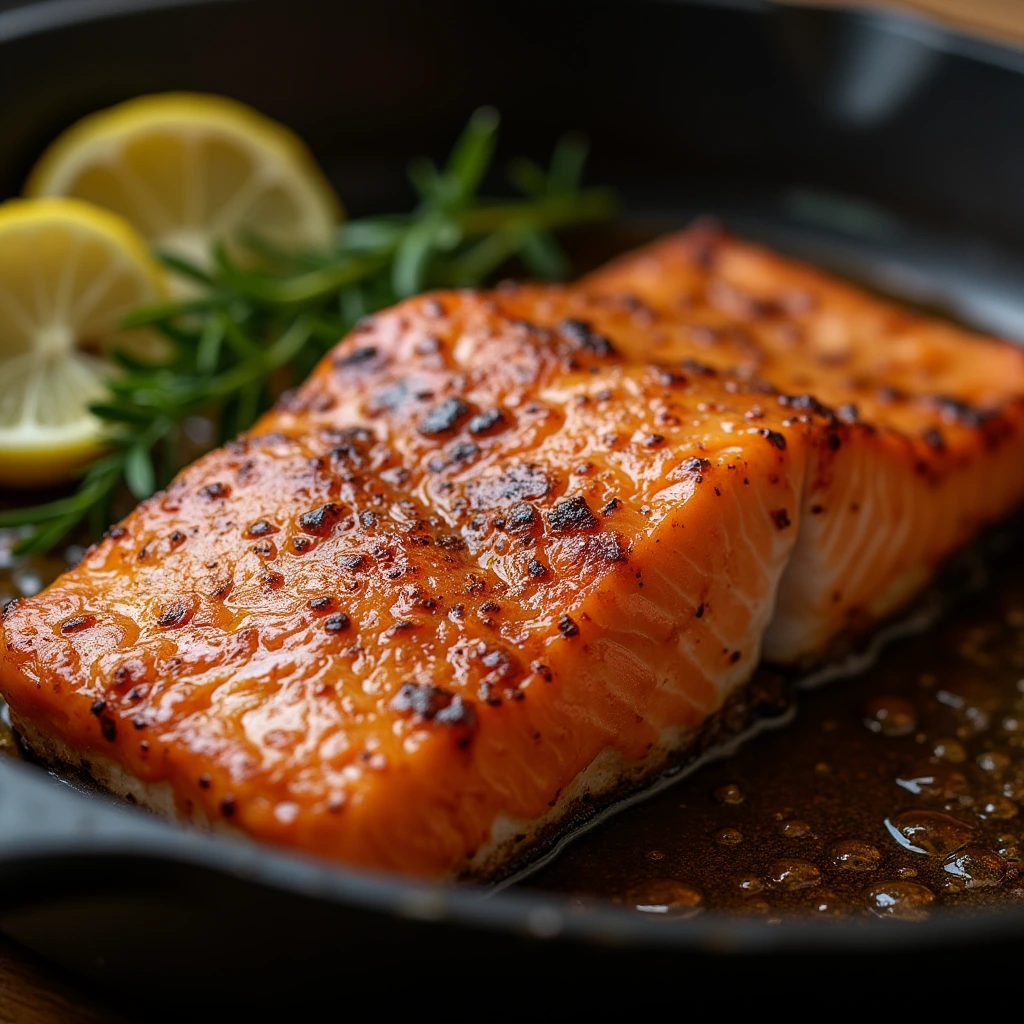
[0,0,1023,956]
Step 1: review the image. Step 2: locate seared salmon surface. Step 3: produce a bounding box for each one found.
[1,287,818,877]
[585,226,1024,662]
[4,228,1024,879]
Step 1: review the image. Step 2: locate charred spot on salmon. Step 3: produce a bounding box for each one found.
[334,346,379,369]
[198,773,211,789]
[221,795,237,817]
[299,503,341,535]
[507,503,536,529]
[559,614,580,637]
[100,717,117,742]
[548,496,598,532]
[308,596,333,612]
[467,408,506,435]
[924,427,945,450]
[359,511,377,529]
[60,614,94,634]
[528,559,548,577]
[771,509,791,530]
[681,357,716,376]
[836,403,859,424]
[200,482,230,500]
[677,456,712,483]
[373,382,408,412]
[448,442,479,464]
[157,603,191,629]
[601,498,620,515]
[252,540,276,558]
[325,613,350,633]
[105,525,127,541]
[261,571,285,590]
[418,397,470,435]
[169,531,186,548]
[435,534,466,551]
[643,434,665,448]
[558,318,616,357]
[339,553,366,570]
[90,699,106,716]
[466,463,551,509]
[759,429,787,450]
[934,395,985,427]
[601,534,628,561]
[390,682,477,728]
[779,393,831,419]
[656,369,687,387]
[827,432,842,451]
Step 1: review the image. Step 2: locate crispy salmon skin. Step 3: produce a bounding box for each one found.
[584,225,1024,662]
[1,287,816,878]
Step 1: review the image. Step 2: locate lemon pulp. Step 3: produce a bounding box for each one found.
[0,198,165,488]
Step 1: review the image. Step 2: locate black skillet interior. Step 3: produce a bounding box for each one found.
[3,0,1024,1012]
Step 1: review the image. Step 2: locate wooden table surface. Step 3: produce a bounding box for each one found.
[3,0,1024,1019]
[0,935,132,1024]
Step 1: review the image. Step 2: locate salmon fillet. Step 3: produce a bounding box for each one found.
[1,288,817,878]
[3,229,1024,880]
[584,225,1024,662]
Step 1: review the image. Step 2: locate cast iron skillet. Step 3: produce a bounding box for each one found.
[2,0,1024,1012]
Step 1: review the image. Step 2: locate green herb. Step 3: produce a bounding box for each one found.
[0,108,615,554]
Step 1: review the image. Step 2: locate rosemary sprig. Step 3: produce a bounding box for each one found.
[0,109,615,554]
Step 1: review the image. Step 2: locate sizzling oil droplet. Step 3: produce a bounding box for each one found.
[885,809,976,856]
[865,880,936,920]
[813,892,850,916]
[976,795,1019,821]
[864,696,918,737]
[977,751,1012,774]
[995,834,1021,862]
[717,827,743,845]
[714,783,744,806]
[942,847,1008,890]
[896,764,969,800]
[627,879,704,918]
[831,838,882,871]
[735,875,764,895]
[768,858,821,890]
[778,819,812,838]
[1003,776,1024,802]
[933,738,968,764]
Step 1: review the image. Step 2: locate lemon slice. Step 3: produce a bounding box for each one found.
[0,197,165,489]
[26,92,342,270]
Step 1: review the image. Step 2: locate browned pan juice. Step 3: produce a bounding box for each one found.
[525,545,1024,919]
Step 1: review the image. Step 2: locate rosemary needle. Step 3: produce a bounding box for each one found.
[0,109,616,554]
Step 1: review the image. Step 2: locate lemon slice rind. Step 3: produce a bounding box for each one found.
[25,92,342,266]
